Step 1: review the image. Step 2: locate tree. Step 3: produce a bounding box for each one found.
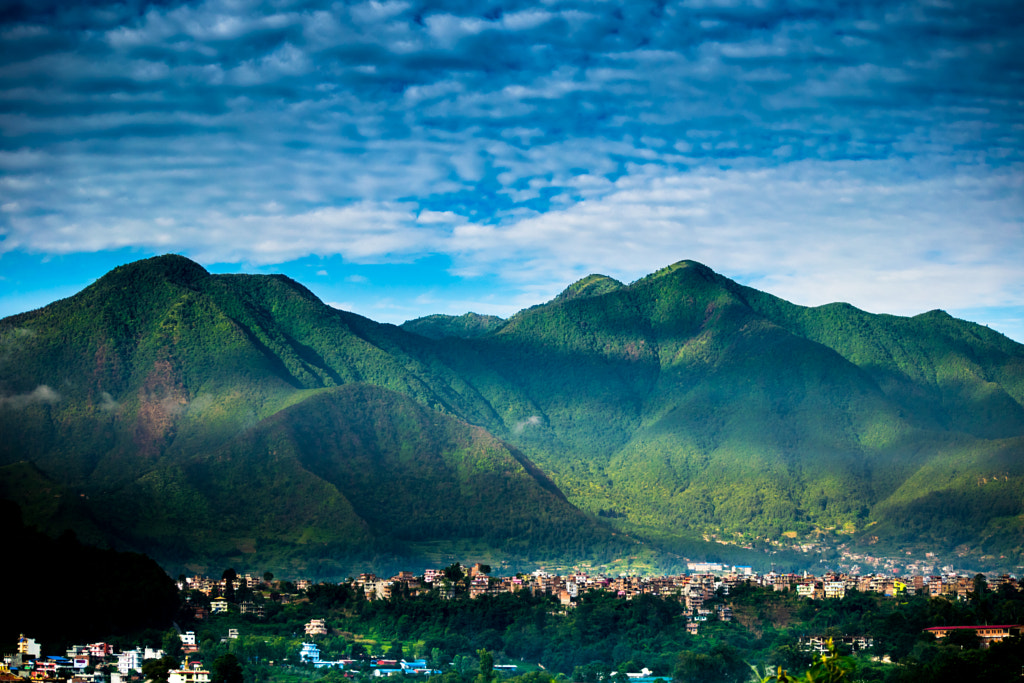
[476,649,494,683]
[758,639,853,683]
[162,629,184,660]
[142,656,178,683]
[674,646,747,683]
[222,568,237,603]
[943,629,980,651]
[211,653,244,683]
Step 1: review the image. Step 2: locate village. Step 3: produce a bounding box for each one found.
[4,562,1021,683]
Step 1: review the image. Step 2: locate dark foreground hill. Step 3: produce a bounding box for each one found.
[2,255,1023,573]
[0,500,178,649]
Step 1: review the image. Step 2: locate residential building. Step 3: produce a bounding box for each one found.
[299,644,320,665]
[924,625,1022,648]
[305,619,328,637]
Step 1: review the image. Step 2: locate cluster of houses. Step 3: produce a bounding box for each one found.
[175,562,1022,642]
[297,645,441,677]
[8,563,1021,682]
[176,563,1022,616]
[1,635,211,683]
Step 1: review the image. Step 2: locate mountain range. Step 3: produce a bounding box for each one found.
[1,255,1022,575]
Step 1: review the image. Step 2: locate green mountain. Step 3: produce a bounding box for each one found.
[401,312,507,339]
[2,255,1023,573]
[0,256,619,575]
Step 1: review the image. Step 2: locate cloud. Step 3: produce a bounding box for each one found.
[98,391,119,412]
[0,0,1021,336]
[513,415,542,434]
[0,385,61,409]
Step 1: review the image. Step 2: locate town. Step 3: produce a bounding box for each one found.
[4,562,1021,683]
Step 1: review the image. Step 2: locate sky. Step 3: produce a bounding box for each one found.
[1,0,1022,341]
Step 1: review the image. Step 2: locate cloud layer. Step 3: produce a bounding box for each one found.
[1,0,1022,333]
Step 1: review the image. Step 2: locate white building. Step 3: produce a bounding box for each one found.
[118,650,141,675]
[299,643,320,665]
[17,636,41,659]
[168,661,210,683]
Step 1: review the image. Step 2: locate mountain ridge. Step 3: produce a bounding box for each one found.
[2,254,1023,574]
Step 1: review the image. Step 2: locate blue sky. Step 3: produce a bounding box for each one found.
[1,0,1022,341]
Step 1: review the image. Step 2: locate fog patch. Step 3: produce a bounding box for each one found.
[513,415,542,434]
[188,393,214,415]
[0,385,61,408]
[98,391,119,412]
[159,395,188,417]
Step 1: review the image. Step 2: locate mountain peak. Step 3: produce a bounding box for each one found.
[636,259,716,283]
[553,274,625,304]
[101,254,209,289]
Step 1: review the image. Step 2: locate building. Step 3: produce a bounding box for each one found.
[299,644,320,665]
[305,619,328,636]
[17,636,41,659]
[924,625,1022,648]
[168,662,211,683]
[179,632,197,654]
[118,650,141,675]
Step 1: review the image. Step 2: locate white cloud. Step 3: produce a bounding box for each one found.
[0,385,61,409]
[1,0,1022,339]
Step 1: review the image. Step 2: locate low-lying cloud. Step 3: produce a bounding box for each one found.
[513,415,542,435]
[0,385,61,409]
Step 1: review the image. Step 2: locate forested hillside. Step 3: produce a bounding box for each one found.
[2,255,1023,573]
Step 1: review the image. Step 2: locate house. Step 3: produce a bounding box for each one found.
[400,659,431,674]
[168,662,210,683]
[305,619,328,636]
[299,644,320,665]
[89,643,113,658]
[118,650,141,675]
[923,625,1022,648]
[240,601,265,619]
[179,633,197,654]
[210,597,229,614]
[18,636,41,659]
[824,581,846,600]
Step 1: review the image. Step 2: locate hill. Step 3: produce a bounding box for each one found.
[0,256,621,575]
[2,255,1023,573]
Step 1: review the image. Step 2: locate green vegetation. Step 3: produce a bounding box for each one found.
[401,313,507,340]
[2,255,1024,573]
[174,577,1024,683]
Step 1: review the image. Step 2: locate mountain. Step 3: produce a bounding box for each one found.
[2,255,1023,573]
[0,255,620,575]
[407,261,1024,566]
[401,312,506,340]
